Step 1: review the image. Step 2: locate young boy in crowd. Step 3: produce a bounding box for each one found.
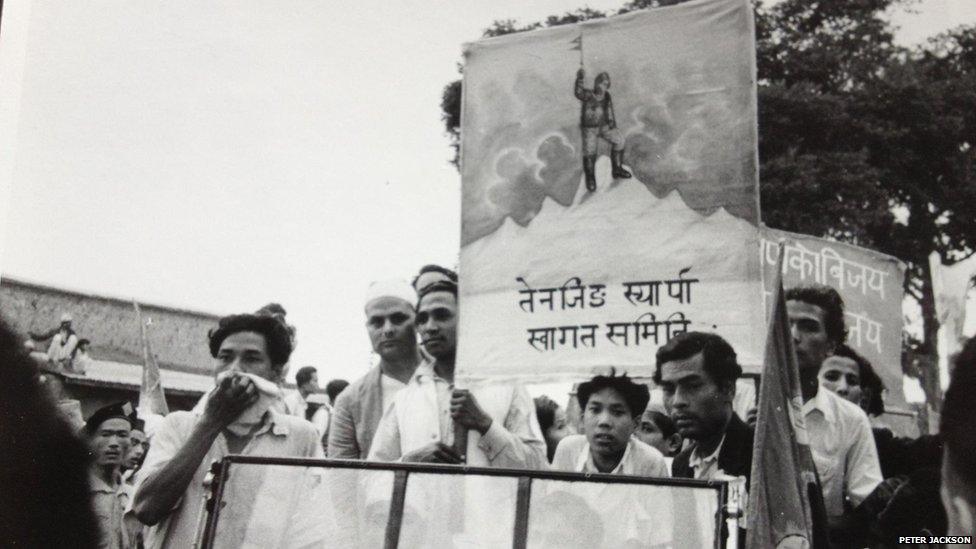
[635,403,683,469]
[552,371,668,476]
[549,371,672,548]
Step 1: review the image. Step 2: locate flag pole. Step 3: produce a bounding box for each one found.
[134,300,170,416]
[579,32,584,68]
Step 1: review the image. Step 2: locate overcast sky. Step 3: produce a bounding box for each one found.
[0,0,973,386]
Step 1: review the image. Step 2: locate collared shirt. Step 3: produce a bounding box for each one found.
[133,409,322,549]
[380,373,407,412]
[688,434,726,480]
[367,363,547,469]
[282,390,307,418]
[328,356,424,460]
[551,434,669,477]
[548,435,672,547]
[90,470,128,549]
[803,388,883,517]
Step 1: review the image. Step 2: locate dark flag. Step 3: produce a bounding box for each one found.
[746,243,827,549]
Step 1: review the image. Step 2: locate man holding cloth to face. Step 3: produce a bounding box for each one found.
[131,314,321,549]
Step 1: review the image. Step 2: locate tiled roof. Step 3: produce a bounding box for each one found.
[35,352,214,396]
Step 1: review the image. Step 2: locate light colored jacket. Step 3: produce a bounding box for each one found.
[327,365,385,459]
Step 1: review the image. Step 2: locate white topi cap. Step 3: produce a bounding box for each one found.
[60,313,73,323]
[364,279,417,309]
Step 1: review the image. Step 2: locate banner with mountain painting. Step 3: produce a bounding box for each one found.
[457,0,764,383]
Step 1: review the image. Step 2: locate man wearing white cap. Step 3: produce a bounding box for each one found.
[328,279,427,460]
[132,313,321,548]
[368,280,548,469]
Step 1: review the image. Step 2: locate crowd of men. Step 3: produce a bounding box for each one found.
[1,262,974,548]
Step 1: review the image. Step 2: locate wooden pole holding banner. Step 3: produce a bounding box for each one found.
[451,379,467,461]
[452,422,467,462]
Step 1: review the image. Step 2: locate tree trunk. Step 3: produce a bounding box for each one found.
[917,250,943,413]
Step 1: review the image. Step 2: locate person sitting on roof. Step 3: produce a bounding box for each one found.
[46,313,79,371]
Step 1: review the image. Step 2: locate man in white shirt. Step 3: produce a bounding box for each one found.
[85,402,136,549]
[550,372,671,548]
[47,313,79,370]
[282,365,319,418]
[328,280,426,459]
[552,371,668,476]
[786,285,882,537]
[368,280,547,469]
[131,313,322,549]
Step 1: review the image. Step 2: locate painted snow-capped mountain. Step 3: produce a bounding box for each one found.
[461,157,759,294]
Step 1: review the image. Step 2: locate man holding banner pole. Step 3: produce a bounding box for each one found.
[785,285,882,542]
[368,280,547,469]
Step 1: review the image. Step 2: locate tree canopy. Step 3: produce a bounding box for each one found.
[439,0,976,407]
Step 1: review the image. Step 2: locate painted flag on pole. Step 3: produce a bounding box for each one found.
[134,300,169,416]
[746,243,827,549]
[569,35,582,50]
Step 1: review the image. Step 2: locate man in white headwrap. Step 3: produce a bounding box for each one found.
[327,279,427,460]
[131,313,322,549]
[47,313,79,370]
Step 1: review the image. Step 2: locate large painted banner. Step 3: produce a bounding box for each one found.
[760,228,907,407]
[457,0,764,383]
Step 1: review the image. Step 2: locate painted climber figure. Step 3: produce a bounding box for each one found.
[575,67,631,191]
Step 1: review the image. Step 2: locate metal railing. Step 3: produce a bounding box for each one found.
[199,456,738,549]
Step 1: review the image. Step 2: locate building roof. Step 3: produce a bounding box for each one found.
[3,275,224,321]
[35,352,214,397]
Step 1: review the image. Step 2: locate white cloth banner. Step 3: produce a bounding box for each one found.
[457,0,764,383]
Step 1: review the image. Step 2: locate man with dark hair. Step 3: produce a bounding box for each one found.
[84,402,136,549]
[535,395,576,463]
[551,371,671,548]
[133,313,321,548]
[411,264,458,292]
[818,344,884,417]
[123,419,149,480]
[329,280,426,459]
[636,404,682,461]
[283,365,319,418]
[785,285,881,526]
[370,281,546,468]
[940,336,976,542]
[818,346,943,483]
[552,371,667,476]
[654,331,753,484]
[255,302,297,355]
[325,379,349,406]
[73,338,93,374]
